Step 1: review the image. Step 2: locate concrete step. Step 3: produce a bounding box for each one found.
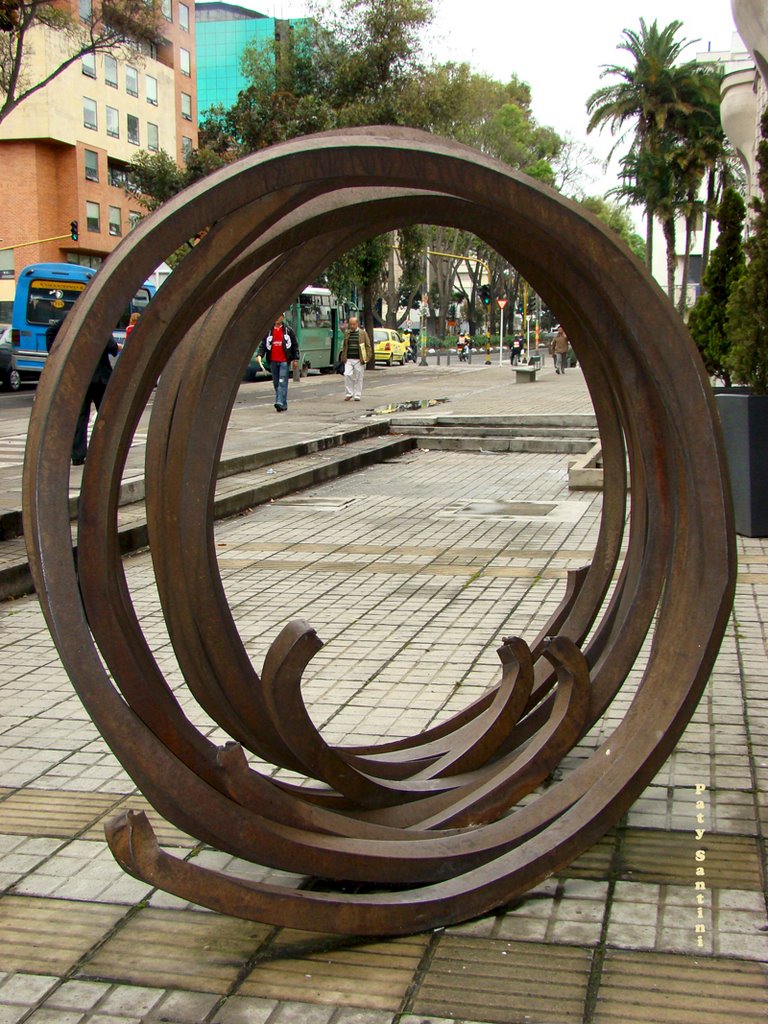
[0,420,392,543]
[394,424,598,440]
[0,432,416,602]
[411,436,595,454]
[389,414,598,429]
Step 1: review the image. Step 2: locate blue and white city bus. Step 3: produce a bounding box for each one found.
[11,263,155,384]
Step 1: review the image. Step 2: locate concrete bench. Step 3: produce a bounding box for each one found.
[514,364,538,383]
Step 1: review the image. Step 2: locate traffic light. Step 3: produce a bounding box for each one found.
[70,220,78,241]
[480,284,491,305]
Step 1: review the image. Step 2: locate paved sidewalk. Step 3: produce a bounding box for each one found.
[0,360,766,1023]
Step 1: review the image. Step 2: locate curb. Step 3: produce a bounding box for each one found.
[0,430,413,603]
[0,421,392,543]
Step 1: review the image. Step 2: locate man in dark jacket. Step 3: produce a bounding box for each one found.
[257,313,300,412]
[71,332,119,465]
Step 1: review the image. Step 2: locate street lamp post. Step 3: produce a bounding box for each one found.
[497,298,508,366]
[419,294,429,365]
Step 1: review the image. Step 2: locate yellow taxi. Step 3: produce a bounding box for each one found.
[373,328,409,365]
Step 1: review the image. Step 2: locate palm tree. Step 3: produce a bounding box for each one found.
[672,68,728,313]
[586,19,711,277]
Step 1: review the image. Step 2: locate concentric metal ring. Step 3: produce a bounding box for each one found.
[23,127,736,935]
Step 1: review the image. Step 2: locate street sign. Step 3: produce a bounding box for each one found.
[497,298,508,309]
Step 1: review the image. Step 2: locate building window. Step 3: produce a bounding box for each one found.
[79,0,92,22]
[127,114,140,145]
[67,253,102,269]
[181,135,192,160]
[179,2,189,30]
[180,48,190,77]
[106,105,119,138]
[83,97,97,130]
[81,52,96,78]
[147,122,159,151]
[128,210,142,231]
[108,160,128,188]
[161,0,172,21]
[0,248,13,281]
[105,55,118,88]
[84,149,99,182]
[126,65,139,97]
[181,92,192,121]
[108,206,122,237]
[146,75,158,106]
[86,201,100,233]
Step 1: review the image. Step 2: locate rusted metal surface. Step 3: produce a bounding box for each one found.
[23,127,736,935]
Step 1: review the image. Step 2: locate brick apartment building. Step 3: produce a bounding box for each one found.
[0,0,198,321]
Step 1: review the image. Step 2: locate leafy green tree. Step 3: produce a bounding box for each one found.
[726,110,768,394]
[186,1,564,338]
[671,67,726,313]
[580,196,646,262]
[383,225,424,330]
[587,19,715,277]
[448,71,562,182]
[0,0,163,124]
[125,147,226,267]
[687,187,745,386]
[125,150,186,213]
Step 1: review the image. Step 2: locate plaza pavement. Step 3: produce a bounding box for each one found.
[0,358,766,1023]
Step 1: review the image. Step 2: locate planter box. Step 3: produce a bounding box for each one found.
[714,389,768,537]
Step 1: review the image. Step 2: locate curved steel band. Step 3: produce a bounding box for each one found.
[23,127,736,935]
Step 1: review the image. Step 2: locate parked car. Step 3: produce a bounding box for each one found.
[373,328,408,365]
[0,326,21,391]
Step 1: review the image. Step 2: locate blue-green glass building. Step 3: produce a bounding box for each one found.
[195,2,308,113]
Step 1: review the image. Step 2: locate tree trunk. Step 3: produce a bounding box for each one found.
[363,281,376,369]
[645,207,654,271]
[661,216,676,302]
[701,167,717,277]
[677,214,694,316]
[384,242,398,328]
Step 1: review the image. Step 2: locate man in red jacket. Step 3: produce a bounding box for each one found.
[258,313,300,411]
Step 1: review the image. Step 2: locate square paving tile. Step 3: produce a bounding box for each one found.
[239,936,428,1011]
[560,833,616,882]
[79,909,271,994]
[411,936,591,1024]
[618,829,763,890]
[0,897,127,974]
[0,792,121,840]
[83,799,197,849]
[594,948,768,1022]
[14,840,152,904]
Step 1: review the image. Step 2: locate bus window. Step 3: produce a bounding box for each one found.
[26,279,88,326]
[115,286,154,331]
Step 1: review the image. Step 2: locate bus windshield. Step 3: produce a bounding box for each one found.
[298,292,333,329]
[26,279,88,326]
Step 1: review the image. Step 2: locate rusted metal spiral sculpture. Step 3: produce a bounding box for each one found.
[23,128,736,935]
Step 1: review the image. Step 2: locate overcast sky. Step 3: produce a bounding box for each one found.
[239,0,744,198]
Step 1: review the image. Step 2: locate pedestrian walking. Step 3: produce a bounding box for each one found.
[510,336,522,365]
[72,333,119,465]
[551,326,569,375]
[257,313,300,412]
[124,311,140,342]
[340,315,372,402]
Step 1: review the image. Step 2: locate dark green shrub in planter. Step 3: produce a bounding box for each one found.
[714,110,768,536]
[688,188,745,386]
